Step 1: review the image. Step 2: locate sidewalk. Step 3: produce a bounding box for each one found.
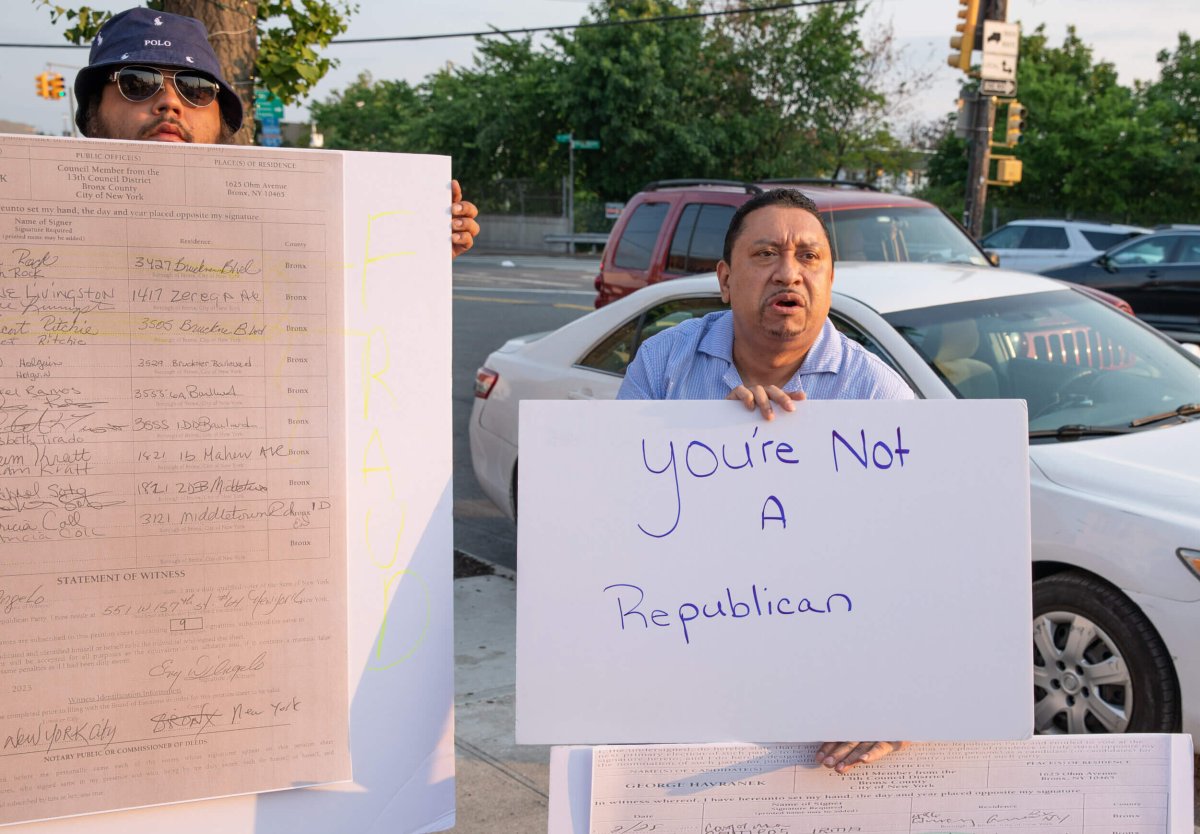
[451,559,1200,834]
[454,562,550,833]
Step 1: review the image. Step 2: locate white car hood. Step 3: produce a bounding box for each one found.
[1033,419,1200,521]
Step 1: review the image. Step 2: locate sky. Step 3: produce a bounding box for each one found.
[1,0,1195,137]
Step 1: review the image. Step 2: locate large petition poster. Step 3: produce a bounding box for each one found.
[0,135,454,833]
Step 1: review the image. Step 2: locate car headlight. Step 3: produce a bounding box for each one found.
[1178,548,1200,582]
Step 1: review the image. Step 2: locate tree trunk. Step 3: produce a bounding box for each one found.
[161,0,257,145]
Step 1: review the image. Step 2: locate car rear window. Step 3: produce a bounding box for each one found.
[1020,226,1069,250]
[613,202,670,270]
[1081,230,1141,250]
[667,203,735,274]
[1179,236,1200,263]
[982,225,1026,249]
[1111,235,1179,266]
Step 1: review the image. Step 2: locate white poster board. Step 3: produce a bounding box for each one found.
[0,136,454,832]
[517,399,1032,744]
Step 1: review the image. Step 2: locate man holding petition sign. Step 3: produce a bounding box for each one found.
[72,7,480,256]
[618,188,911,771]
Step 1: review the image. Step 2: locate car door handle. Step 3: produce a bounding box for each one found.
[567,388,595,400]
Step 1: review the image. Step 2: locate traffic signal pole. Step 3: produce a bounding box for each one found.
[47,64,80,138]
[963,93,993,238]
[948,0,1014,238]
[34,64,80,137]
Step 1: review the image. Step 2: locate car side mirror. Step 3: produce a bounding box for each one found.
[1098,254,1117,273]
[985,250,1000,267]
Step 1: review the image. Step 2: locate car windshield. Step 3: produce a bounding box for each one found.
[884,289,1200,434]
[826,206,990,266]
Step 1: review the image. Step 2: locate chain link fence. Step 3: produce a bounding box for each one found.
[471,178,564,218]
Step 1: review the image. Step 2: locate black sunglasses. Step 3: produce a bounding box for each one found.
[108,65,220,108]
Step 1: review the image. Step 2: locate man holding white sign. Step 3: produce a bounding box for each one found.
[618,188,912,772]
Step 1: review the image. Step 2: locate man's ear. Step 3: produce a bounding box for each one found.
[717,260,732,303]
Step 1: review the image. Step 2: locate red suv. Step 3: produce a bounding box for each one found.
[594,179,993,307]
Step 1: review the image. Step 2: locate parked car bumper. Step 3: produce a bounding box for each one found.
[468,400,518,521]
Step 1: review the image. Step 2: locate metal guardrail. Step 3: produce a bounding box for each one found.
[544,233,609,249]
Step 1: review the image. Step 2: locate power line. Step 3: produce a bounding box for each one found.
[334,1,852,44]
[0,0,852,50]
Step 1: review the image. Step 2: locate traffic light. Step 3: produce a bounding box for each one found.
[35,72,51,99]
[995,157,1023,185]
[1005,100,1026,146]
[48,73,66,99]
[948,0,981,72]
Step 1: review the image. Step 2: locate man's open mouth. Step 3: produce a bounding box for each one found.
[766,292,805,311]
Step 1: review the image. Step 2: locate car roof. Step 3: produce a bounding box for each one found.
[639,262,1064,316]
[633,180,934,212]
[994,218,1152,233]
[1142,227,1200,235]
[787,185,931,211]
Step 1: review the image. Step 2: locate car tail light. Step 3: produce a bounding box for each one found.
[474,367,498,399]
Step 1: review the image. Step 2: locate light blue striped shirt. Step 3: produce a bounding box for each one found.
[618,311,914,401]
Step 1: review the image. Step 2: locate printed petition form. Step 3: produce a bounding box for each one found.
[0,136,349,825]
[586,736,1194,834]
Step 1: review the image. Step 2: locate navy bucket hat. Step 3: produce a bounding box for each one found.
[74,7,244,135]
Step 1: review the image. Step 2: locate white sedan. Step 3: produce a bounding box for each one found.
[470,262,1200,738]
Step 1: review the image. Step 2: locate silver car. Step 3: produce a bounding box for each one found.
[982,219,1150,273]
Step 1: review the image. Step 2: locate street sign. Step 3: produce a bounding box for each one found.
[982,20,1020,56]
[604,202,625,220]
[572,139,600,150]
[981,52,1017,81]
[259,113,282,147]
[556,133,571,143]
[981,20,1019,95]
[980,78,1017,97]
[254,89,285,118]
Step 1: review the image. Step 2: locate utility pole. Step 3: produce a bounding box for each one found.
[947,0,1017,238]
[962,94,994,238]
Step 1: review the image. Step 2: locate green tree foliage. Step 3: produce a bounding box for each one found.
[706,1,866,179]
[1142,33,1200,220]
[308,72,419,152]
[997,27,1158,221]
[34,0,354,106]
[416,36,565,196]
[922,27,1200,226]
[915,115,967,218]
[555,0,718,199]
[310,0,921,210]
